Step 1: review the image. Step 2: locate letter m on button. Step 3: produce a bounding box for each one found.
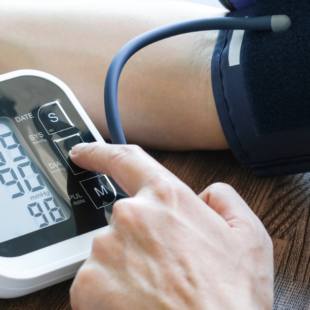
[94,185,108,197]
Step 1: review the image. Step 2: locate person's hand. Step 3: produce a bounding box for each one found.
[69,142,273,310]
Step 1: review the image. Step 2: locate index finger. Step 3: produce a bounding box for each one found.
[70,142,178,197]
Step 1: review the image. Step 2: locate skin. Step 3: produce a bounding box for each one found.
[0,0,229,150]
[70,142,274,310]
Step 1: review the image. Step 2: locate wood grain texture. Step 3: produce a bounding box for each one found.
[0,149,307,309]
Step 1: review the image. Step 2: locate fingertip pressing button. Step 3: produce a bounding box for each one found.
[54,134,86,175]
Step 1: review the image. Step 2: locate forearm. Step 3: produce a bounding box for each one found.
[0,1,228,150]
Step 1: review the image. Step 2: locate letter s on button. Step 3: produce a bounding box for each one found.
[39,101,74,135]
[48,113,59,123]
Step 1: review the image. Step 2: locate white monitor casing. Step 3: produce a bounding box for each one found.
[0,70,109,298]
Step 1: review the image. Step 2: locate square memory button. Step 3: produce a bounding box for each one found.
[80,175,117,209]
[38,101,74,135]
[54,134,86,175]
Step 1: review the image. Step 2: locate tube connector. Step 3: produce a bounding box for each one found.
[271,15,291,32]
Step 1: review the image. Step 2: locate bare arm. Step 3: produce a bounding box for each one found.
[0,1,229,150]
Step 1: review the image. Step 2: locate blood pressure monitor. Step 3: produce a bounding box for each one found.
[0,70,124,298]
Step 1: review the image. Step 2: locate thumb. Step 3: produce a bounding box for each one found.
[199,183,264,235]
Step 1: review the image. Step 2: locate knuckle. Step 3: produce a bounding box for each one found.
[92,234,107,254]
[109,145,143,168]
[208,182,234,195]
[150,175,185,205]
[112,199,138,226]
[204,183,236,205]
[112,199,150,235]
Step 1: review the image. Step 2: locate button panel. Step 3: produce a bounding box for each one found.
[54,134,86,175]
[38,101,74,135]
[80,175,117,209]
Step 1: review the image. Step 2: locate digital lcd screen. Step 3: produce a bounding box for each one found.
[0,118,71,243]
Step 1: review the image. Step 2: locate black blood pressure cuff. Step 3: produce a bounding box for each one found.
[211,1,310,177]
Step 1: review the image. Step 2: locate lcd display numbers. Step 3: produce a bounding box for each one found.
[0,119,70,244]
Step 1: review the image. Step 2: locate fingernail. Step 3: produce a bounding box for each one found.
[70,143,89,156]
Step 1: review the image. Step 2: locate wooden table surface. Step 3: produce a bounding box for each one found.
[1,149,309,310]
